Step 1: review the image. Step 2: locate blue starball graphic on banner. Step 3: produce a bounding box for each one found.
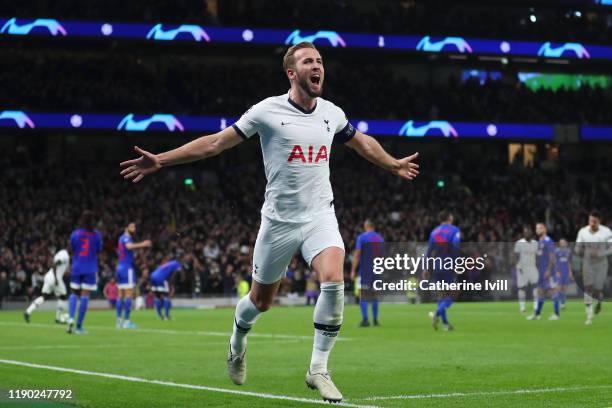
[117,114,185,132]
[285,30,346,47]
[0,110,36,128]
[399,121,458,138]
[416,36,473,53]
[537,42,590,58]
[0,18,66,36]
[146,24,210,41]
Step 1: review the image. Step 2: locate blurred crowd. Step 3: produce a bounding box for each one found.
[4,0,611,42]
[0,148,609,302]
[1,50,611,124]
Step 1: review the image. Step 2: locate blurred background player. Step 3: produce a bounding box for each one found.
[406,275,421,304]
[305,271,320,306]
[528,223,557,320]
[67,210,102,334]
[150,258,182,320]
[103,277,119,309]
[350,219,384,327]
[236,273,250,300]
[24,248,70,324]
[426,210,460,331]
[575,210,612,325]
[555,239,574,310]
[115,222,152,329]
[514,226,539,315]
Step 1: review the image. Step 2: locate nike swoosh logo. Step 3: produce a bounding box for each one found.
[281,122,293,126]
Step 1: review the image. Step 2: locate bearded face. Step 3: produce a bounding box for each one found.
[290,48,324,97]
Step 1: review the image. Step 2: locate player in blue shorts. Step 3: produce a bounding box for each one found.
[115,222,152,329]
[150,259,182,320]
[350,219,384,327]
[426,210,460,331]
[67,210,102,334]
[528,222,558,320]
[555,239,573,310]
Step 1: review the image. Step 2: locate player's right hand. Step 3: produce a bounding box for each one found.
[143,239,153,248]
[120,146,161,183]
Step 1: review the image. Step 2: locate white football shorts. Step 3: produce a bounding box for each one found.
[516,266,539,288]
[42,270,67,297]
[252,212,344,284]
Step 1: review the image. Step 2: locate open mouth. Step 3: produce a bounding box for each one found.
[310,73,321,85]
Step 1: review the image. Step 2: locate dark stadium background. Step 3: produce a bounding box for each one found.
[0,0,611,306]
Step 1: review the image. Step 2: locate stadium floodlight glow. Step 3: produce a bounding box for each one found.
[487,124,498,136]
[0,110,36,128]
[399,121,459,138]
[70,114,83,128]
[101,23,113,36]
[146,24,210,41]
[0,18,66,36]
[242,29,254,42]
[529,14,537,23]
[285,30,346,47]
[117,114,185,132]
[416,36,473,53]
[537,42,591,59]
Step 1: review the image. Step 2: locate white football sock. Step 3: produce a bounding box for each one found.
[230,294,262,355]
[518,289,526,311]
[532,288,538,311]
[26,296,44,314]
[584,293,594,319]
[310,282,344,374]
[56,299,66,319]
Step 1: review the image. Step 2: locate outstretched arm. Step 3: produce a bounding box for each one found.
[345,130,419,180]
[120,126,243,183]
[126,240,152,250]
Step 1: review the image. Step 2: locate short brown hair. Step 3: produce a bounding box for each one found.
[283,41,318,71]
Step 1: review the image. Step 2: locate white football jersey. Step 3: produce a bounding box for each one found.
[233,92,355,223]
[53,249,70,281]
[576,225,612,243]
[576,225,612,262]
[514,238,538,269]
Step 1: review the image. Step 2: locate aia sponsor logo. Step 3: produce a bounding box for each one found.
[287,145,329,163]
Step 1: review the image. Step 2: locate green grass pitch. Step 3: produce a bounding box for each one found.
[0,301,611,408]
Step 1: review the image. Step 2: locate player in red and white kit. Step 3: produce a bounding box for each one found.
[119,42,420,402]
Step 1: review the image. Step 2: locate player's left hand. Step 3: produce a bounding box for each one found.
[120,146,161,183]
[392,153,420,180]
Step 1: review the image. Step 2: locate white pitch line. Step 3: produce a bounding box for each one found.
[0,344,119,350]
[0,321,351,341]
[355,385,612,401]
[0,359,377,408]
[0,339,300,351]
